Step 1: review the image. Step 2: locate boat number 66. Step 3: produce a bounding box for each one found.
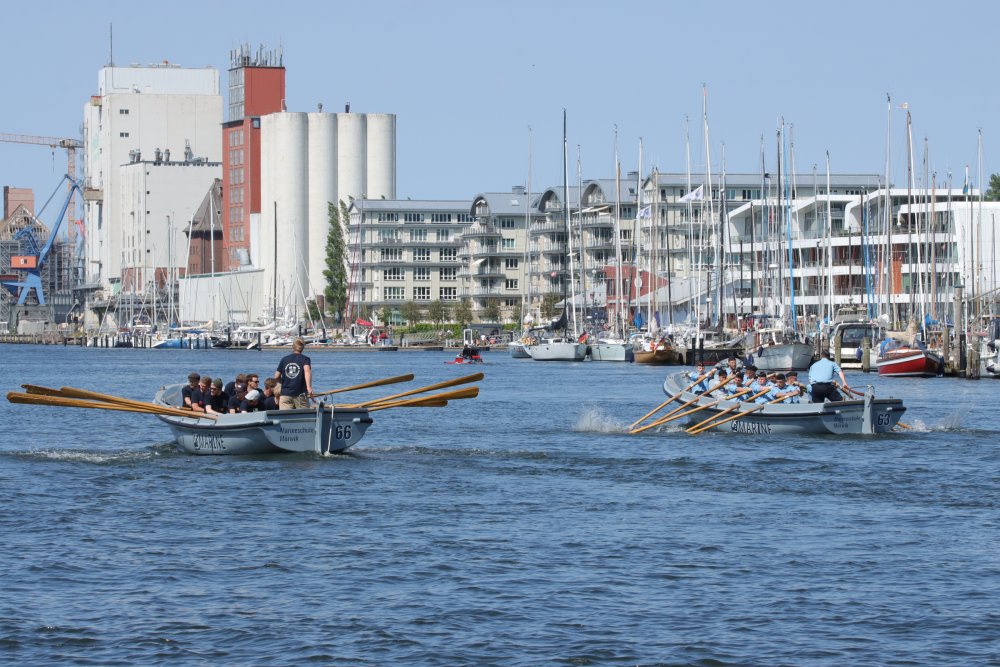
[334,425,352,440]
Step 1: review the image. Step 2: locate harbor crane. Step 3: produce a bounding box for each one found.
[0,132,82,240]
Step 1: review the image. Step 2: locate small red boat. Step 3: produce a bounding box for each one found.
[447,347,484,364]
[875,338,943,377]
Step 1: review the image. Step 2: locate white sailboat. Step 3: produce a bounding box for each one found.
[527,110,587,361]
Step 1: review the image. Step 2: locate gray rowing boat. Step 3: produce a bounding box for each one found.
[154,384,373,455]
[661,371,906,435]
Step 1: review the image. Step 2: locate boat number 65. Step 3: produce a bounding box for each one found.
[335,425,352,440]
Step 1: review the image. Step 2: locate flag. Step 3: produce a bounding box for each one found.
[963,165,970,195]
[637,205,652,219]
[679,184,704,202]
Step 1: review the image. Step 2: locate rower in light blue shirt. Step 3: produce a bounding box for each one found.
[807,350,850,402]
[688,363,715,395]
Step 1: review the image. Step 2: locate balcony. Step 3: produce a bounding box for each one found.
[462,225,502,239]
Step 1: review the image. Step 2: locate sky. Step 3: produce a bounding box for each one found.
[3,0,999,218]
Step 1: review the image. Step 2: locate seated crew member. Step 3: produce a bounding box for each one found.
[240,389,265,413]
[785,371,807,403]
[689,362,715,394]
[206,378,229,414]
[808,350,849,402]
[765,373,796,404]
[182,372,200,409]
[750,371,773,402]
[224,373,247,399]
[262,377,279,411]
[190,375,213,413]
[227,389,246,414]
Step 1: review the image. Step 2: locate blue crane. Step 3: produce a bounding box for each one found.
[2,174,83,306]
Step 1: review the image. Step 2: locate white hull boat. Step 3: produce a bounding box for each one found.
[660,371,906,435]
[154,384,372,455]
[527,338,587,361]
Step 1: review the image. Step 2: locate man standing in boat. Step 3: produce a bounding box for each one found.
[807,350,849,403]
[275,338,313,409]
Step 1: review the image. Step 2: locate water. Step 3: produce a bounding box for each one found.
[1,344,998,666]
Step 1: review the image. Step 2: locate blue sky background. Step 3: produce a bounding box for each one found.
[3,0,998,216]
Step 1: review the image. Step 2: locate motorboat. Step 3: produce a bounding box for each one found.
[876,338,943,377]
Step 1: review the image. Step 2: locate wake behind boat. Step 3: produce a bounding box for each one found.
[645,371,906,435]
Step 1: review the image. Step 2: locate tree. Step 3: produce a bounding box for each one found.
[400,301,423,326]
[482,300,501,323]
[378,306,394,326]
[322,201,350,325]
[453,298,473,326]
[541,293,561,320]
[985,173,1000,201]
[427,300,450,326]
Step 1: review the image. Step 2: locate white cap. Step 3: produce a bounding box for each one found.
[245,389,261,402]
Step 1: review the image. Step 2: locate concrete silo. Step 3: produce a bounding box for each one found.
[307,112,337,302]
[261,112,309,317]
[365,113,397,200]
[335,112,367,211]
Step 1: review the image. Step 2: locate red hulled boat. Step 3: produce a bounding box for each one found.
[875,338,943,377]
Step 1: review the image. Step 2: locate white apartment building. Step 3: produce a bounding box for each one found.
[83,63,222,292]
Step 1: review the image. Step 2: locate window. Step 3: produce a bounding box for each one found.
[378,212,399,222]
[457,214,474,222]
[501,238,516,250]
[505,279,519,291]
[440,248,458,261]
[439,287,458,301]
[414,287,431,301]
[504,298,519,307]
[119,132,130,138]
[384,287,405,300]
[431,213,452,222]
[499,217,516,229]
[378,230,399,242]
[403,212,425,222]
[383,267,404,281]
[119,108,130,115]
[440,267,458,281]
[413,248,431,262]
[381,248,403,262]
[504,258,519,269]
[411,229,428,242]
[436,229,451,242]
[414,267,431,281]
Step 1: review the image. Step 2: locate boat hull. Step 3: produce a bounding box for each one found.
[751,342,814,372]
[589,342,631,362]
[508,341,532,359]
[660,372,906,435]
[527,341,587,361]
[633,347,683,364]
[154,385,372,455]
[876,350,943,377]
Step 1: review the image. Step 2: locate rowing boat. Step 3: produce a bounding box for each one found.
[154,384,372,455]
[660,371,906,435]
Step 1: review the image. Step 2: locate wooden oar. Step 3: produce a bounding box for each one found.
[631,387,751,435]
[346,372,484,407]
[629,375,735,434]
[366,386,480,411]
[313,373,415,397]
[7,392,212,420]
[683,389,771,434]
[628,369,716,429]
[57,385,218,420]
[688,395,786,435]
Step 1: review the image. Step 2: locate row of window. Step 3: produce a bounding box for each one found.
[383,267,458,281]
[228,128,246,148]
[374,212,475,223]
[229,166,245,186]
[379,248,460,262]
[380,285,521,301]
[229,148,244,166]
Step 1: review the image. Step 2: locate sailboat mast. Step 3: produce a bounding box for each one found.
[613,126,624,337]
[562,109,574,335]
[702,85,716,326]
[523,127,533,326]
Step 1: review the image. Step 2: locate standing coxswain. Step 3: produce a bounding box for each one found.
[807,350,849,402]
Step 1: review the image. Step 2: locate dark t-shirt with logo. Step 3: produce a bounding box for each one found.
[277,352,311,396]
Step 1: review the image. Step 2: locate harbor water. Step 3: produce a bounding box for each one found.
[1,344,998,665]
